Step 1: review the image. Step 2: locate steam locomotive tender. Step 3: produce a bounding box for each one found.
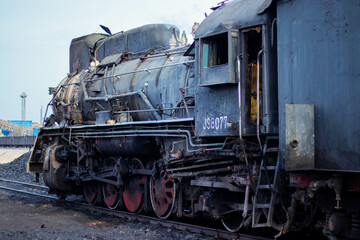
[28,0,360,239]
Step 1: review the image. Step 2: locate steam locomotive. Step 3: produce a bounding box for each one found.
[27,0,360,238]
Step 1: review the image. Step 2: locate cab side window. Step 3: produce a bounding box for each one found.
[201,33,228,68]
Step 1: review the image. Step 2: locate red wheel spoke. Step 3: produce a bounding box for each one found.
[138,177,145,184]
[123,158,145,213]
[103,183,119,209]
[83,182,99,205]
[150,171,176,219]
[163,178,172,184]
[164,188,174,193]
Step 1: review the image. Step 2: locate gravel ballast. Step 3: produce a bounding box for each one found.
[0,152,213,240]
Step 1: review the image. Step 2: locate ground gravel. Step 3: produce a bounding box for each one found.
[0,192,212,240]
[0,153,214,240]
[0,152,43,184]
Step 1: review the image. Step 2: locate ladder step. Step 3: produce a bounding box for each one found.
[265,136,278,140]
[255,203,271,208]
[261,165,277,170]
[258,184,273,189]
[253,139,279,228]
[266,147,278,153]
[253,223,269,228]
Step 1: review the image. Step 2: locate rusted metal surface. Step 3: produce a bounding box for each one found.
[70,33,106,73]
[289,172,320,187]
[52,47,194,125]
[285,104,315,170]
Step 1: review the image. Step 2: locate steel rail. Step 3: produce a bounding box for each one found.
[0,178,272,240]
[0,185,56,199]
[99,207,272,240]
[0,178,49,190]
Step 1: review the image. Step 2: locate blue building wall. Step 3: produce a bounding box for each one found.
[1,128,11,136]
[33,128,39,136]
[9,120,32,127]
[4,120,39,136]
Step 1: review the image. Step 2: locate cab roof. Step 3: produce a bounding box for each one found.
[195,0,273,38]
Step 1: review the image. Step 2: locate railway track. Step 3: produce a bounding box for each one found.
[0,178,272,240]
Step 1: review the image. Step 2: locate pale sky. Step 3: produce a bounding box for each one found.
[0,0,221,124]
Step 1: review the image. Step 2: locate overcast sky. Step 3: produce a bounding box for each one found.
[0,0,221,124]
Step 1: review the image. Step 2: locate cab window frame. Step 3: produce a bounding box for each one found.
[199,30,239,86]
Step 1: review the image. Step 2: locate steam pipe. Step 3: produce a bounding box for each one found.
[137,90,162,120]
[42,129,230,154]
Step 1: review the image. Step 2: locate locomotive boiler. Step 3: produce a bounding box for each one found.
[28,0,360,239]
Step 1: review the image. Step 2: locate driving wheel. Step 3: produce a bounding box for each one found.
[150,171,176,219]
[122,158,145,213]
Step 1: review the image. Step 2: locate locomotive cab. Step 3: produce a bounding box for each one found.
[194,0,278,138]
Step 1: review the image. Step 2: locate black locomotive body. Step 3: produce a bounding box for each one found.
[28,0,360,238]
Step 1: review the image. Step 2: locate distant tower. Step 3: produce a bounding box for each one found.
[20,92,27,126]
